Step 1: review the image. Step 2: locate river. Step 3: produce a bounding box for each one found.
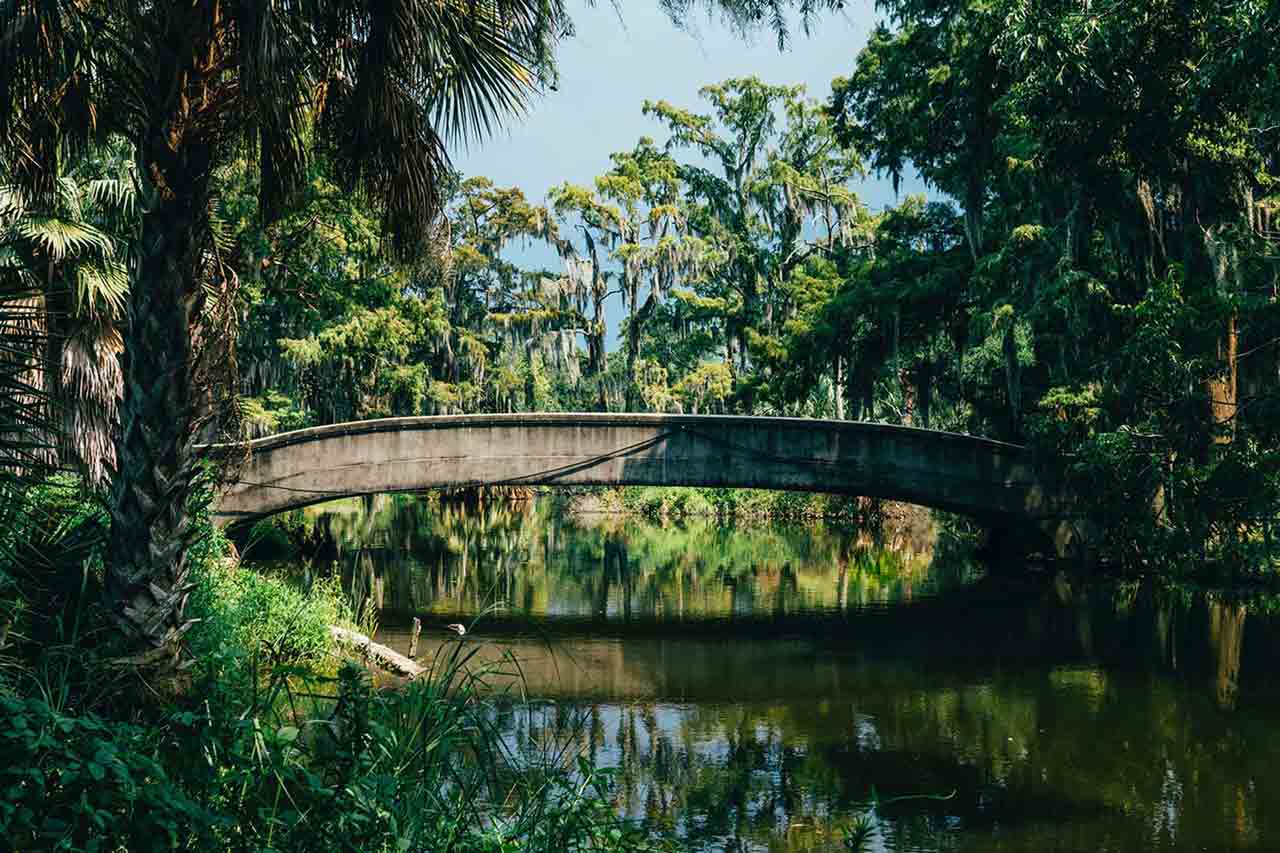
[245,493,1280,852]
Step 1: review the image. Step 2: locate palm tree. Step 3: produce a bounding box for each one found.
[0,143,135,486]
[0,0,837,664]
[2,0,571,662]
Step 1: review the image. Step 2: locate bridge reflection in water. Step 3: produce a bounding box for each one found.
[243,494,1280,852]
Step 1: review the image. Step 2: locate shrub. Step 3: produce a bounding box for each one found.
[186,558,351,672]
[0,695,214,851]
[2,480,662,853]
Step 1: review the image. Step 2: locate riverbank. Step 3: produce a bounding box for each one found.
[0,479,666,852]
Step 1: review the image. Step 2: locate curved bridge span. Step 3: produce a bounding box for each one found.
[212,413,1072,531]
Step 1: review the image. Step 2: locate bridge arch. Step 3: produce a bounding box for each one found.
[212,414,1072,534]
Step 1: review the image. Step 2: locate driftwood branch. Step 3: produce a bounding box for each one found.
[329,626,425,678]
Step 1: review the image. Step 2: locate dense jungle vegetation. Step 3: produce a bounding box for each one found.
[160,11,1266,575]
[234,3,1280,572]
[1,0,1279,849]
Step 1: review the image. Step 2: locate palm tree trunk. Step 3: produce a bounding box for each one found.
[104,158,206,658]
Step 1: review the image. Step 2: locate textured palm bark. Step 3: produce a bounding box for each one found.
[104,147,207,655]
[100,0,225,659]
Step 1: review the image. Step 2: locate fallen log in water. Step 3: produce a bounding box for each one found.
[329,626,425,678]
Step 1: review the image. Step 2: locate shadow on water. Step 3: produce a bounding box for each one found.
[243,493,1280,852]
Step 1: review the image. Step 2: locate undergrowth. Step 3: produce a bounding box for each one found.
[0,473,673,852]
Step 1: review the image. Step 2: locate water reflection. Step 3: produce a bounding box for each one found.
[257,494,962,626]
[245,494,1280,852]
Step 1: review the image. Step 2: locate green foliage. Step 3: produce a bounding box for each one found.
[815,0,1280,569]
[0,143,137,484]
[0,484,666,853]
[673,361,733,413]
[642,77,867,409]
[618,485,874,523]
[621,486,716,519]
[1029,270,1280,572]
[0,696,214,850]
[186,559,350,673]
[1,658,663,853]
[240,391,310,438]
[214,35,1280,573]
[0,476,107,677]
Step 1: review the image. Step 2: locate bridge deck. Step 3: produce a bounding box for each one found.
[210,413,1068,526]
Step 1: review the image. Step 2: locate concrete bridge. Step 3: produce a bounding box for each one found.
[211,413,1084,554]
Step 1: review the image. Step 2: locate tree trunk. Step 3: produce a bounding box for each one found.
[625,288,658,411]
[833,355,845,420]
[1003,323,1022,439]
[1196,202,1241,445]
[962,193,983,264]
[104,149,207,658]
[899,365,915,427]
[589,288,606,377]
[624,279,641,411]
[583,230,606,376]
[916,360,933,429]
[1208,310,1238,443]
[848,358,875,422]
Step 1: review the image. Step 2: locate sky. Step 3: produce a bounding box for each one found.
[453,0,928,341]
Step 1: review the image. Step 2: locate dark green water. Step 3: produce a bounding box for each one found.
[247,494,1280,851]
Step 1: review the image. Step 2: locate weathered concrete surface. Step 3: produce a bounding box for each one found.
[210,414,1075,534]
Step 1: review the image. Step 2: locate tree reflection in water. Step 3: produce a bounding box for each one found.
[245,493,1280,852]
[257,493,954,625]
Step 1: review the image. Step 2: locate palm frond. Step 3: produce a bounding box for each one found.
[0,292,55,473]
[232,0,314,222]
[85,177,136,221]
[0,152,130,484]
[0,0,104,201]
[317,63,451,258]
[418,0,543,146]
[54,175,86,220]
[313,0,568,257]
[207,208,235,259]
[60,317,122,486]
[0,185,28,221]
[74,260,127,317]
[16,217,115,265]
